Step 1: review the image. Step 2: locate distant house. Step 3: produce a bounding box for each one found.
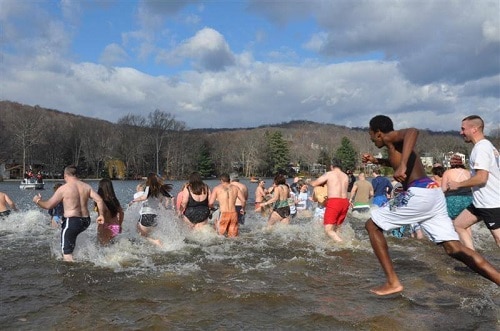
[443,152,466,168]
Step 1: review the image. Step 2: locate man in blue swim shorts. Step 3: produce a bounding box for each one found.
[33,165,105,262]
[362,115,500,296]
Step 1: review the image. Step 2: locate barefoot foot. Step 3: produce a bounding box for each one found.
[370,283,404,296]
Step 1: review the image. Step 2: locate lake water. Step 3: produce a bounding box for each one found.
[0,179,498,330]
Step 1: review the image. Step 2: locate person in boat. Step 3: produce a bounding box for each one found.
[309,158,350,242]
[33,165,105,262]
[95,178,124,246]
[363,114,499,296]
[0,191,17,218]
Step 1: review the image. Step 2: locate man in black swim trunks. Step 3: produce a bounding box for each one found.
[33,165,105,262]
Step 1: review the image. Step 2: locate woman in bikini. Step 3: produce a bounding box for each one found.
[96,178,124,246]
[180,172,211,230]
[261,173,291,227]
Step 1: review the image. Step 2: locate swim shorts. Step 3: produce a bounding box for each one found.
[273,206,291,219]
[466,205,500,230]
[106,224,121,238]
[370,186,459,243]
[323,198,349,226]
[138,214,158,227]
[372,195,388,207]
[445,195,473,220]
[0,210,11,218]
[235,205,245,225]
[61,217,91,255]
[218,211,238,237]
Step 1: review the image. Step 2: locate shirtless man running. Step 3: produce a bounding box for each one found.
[309,158,350,242]
[33,165,105,262]
[209,173,246,237]
[0,191,17,218]
[363,115,499,295]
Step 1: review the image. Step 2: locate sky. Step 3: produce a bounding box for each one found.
[1,0,499,133]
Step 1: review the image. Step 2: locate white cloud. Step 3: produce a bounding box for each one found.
[157,27,235,72]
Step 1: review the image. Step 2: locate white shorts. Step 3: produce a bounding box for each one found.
[370,187,459,243]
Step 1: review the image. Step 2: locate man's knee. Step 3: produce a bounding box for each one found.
[365,218,378,232]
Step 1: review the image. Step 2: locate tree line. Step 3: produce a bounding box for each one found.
[0,100,484,180]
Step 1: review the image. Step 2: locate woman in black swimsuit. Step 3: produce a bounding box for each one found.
[180,172,211,230]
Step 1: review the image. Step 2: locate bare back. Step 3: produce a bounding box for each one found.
[210,183,242,213]
[231,181,248,206]
[46,178,99,218]
[311,169,348,199]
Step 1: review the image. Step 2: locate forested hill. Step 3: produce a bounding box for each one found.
[0,100,483,179]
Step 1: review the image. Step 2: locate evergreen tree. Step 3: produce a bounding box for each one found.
[265,131,290,175]
[334,137,358,171]
[197,141,215,178]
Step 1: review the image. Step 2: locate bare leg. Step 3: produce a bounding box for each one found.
[490,228,500,248]
[365,219,404,295]
[453,209,478,250]
[324,224,343,242]
[266,211,281,227]
[442,240,500,284]
[63,254,74,262]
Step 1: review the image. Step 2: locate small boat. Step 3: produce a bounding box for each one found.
[20,178,45,190]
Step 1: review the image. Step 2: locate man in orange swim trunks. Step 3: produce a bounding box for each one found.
[209,173,247,237]
[309,158,350,242]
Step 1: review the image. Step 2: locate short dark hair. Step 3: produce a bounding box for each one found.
[462,115,484,130]
[369,115,394,133]
[220,173,230,183]
[330,157,343,170]
[64,165,77,177]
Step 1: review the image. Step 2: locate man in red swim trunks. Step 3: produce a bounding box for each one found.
[309,158,350,242]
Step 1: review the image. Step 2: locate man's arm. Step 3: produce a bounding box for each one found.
[236,187,246,210]
[392,128,419,182]
[208,187,218,209]
[309,174,327,187]
[90,188,105,223]
[34,190,63,210]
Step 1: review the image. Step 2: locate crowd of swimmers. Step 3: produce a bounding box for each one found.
[0,114,498,296]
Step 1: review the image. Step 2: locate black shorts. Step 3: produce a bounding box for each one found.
[184,206,210,224]
[0,210,11,218]
[61,217,91,255]
[235,206,245,225]
[466,204,500,230]
[138,214,158,227]
[273,206,291,219]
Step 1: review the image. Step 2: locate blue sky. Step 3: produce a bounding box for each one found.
[1,0,499,133]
